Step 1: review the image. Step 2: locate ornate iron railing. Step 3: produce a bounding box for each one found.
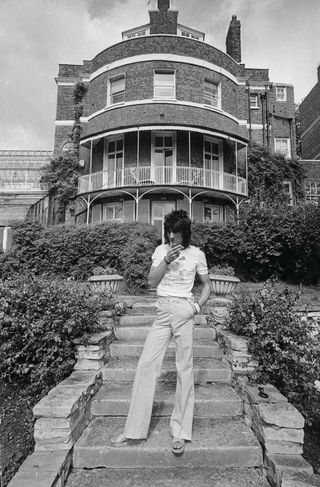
[78,166,247,196]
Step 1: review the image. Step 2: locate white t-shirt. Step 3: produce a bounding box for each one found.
[151,244,208,298]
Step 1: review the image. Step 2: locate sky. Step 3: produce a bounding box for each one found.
[0,0,319,151]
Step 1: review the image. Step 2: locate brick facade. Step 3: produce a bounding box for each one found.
[300,66,320,160]
[53,2,297,227]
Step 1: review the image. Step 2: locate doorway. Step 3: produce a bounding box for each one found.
[152,201,175,242]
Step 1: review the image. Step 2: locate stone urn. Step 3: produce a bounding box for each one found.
[88,273,124,293]
[209,274,240,297]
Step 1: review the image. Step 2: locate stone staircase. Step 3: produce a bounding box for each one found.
[66,297,270,486]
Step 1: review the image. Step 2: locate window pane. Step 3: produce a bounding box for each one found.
[105,207,114,220]
[154,72,174,85]
[154,86,174,98]
[204,80,218,106]
[154,71,175,98]
[212,143,219,155]
[204,141,211,153]
[164,149,173,166]
[109,141,115,153]
[115,205,123,219]
[155,137,163,148]
[164,136,173,147]
[116,139,123,151]
[110,77,125,94]
[111,92,124,104]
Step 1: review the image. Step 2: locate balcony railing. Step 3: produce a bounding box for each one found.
[78,166,247,196]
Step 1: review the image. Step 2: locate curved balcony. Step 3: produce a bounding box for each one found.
[78,166,247,196]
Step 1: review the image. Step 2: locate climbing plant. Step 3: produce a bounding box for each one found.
[247,144,305,203]
[40,81,88,222]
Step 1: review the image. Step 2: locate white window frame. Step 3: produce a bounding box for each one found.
[250,93,259,109]
[108,74,125,106]
[103,203,123,222]
[305,181,320,204]
[153,70,176,100]
[204,79,221,109]
[276,86,287,102]
[274,137,291,158]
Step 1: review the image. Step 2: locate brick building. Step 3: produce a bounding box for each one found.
[299,66,320,203]
[54,0,296,233]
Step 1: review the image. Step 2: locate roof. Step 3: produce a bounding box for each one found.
[0,150,52,169]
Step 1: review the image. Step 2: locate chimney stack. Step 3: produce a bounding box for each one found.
[226,15,241,63]
[149,0,178,34]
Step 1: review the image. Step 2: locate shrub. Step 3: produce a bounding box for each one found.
[0,275,106,393]
[120,225,159,294]
[209,264,235,276]
[228,281,320,425]
[2,206,320,287]
[191,221,241,269]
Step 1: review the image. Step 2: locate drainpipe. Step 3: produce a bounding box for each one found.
[235,141,238,194]
[260,92,266,146]
[265,88,270,149]
[246,82,252,146]
[89,140,93,191]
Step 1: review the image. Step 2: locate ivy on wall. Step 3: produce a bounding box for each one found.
[41,81,88,223]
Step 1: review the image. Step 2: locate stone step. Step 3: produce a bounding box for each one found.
[101,357,232,384]
[115,325,216,341]
[118,314,209,327]
[66,466,269,486]
[110,338,221,359]
[91,382,243,418]
[73,416,263,469]
[127,305,158,314]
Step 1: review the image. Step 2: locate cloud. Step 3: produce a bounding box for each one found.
[87,0,128,19]
[0,0,319,150]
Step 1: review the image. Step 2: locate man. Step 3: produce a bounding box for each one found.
[111,209,211,454]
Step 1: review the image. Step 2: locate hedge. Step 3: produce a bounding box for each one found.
[1,202,320,288]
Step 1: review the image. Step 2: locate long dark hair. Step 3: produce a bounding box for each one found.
[164,210,191,248]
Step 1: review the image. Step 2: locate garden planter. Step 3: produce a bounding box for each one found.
[209,274,240,296]
[88,274,123,293]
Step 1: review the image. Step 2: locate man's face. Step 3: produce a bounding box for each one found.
[168,231,183,247]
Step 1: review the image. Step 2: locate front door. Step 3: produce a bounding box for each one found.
[152,201,176,242]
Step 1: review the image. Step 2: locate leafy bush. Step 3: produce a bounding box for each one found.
[191,221,241,269]
[120,225,159,294]
[2,204,320,287]
[228,281,320,425]
[1,222,159,289]
[0,275,106,393]
[209,264,235,276]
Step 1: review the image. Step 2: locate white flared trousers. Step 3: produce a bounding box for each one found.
[123,296,195,441]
